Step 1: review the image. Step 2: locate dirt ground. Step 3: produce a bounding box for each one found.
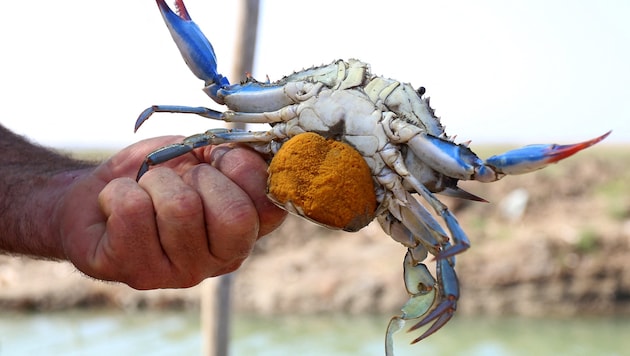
[1,145,629,318]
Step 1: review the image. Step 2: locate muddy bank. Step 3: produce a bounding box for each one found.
[1,149,629,317]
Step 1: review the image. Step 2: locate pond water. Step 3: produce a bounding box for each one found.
[1,310,628,355]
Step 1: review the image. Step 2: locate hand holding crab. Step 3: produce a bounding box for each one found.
[136,1,610,354]
[57,136,285,290]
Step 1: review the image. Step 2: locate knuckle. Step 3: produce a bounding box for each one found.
[160,187,202,220]
[217,198,259,237]
[115,188,153,220]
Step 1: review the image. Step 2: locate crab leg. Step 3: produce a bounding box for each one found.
[379,151,465,353]
[135,105,225,132]
[407,177,471,259]
[135,101,306,132]
[405,130,611,183]
[136,128,273,180]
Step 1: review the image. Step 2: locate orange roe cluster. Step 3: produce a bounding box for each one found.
[268,132,377,231]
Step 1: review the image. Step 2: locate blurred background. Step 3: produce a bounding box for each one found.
[0,0,627,148]
[1,0,629,355]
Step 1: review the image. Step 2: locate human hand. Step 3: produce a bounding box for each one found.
[57,136,286,289]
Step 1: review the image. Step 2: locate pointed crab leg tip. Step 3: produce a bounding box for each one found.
[546,130,612,163]
[441,187,488,203]
[133,117,143,132]
[134,108,154,132]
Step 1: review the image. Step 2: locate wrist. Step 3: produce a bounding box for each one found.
[0,165,95,260]
[46,168,95,259]
[0,125,98,260]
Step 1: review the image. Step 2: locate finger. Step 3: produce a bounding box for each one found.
[182,163,260,268]
[96,177,169,288]
[138,167,211,286]
[209,145,287,237]
[97,135,186,181]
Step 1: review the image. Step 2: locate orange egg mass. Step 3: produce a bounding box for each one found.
[268,132,377,231]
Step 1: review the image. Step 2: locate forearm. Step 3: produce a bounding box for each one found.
[0,125,95,259]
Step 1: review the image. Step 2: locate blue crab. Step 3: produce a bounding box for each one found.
[134,1,610,354]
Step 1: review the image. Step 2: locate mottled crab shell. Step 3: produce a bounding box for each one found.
[267,132,377,232]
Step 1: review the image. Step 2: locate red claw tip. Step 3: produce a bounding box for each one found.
[547,130,612,163]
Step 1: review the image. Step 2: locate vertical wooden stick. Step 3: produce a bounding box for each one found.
[201,1,259,355]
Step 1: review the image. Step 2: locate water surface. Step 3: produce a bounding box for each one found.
[1,311,628,355]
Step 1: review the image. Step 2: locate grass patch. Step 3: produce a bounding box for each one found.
[575,228,599,254]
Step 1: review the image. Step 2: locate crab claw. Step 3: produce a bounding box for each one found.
[156,0,229,87]
[484,131,611,176]
[408,296,456,344]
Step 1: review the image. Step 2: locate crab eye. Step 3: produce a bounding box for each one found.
[416,86,426,96]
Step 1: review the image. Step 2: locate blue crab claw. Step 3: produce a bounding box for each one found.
[156,0,229,87]
[407,257,459,343]
[407,131,610,184]
[484,130,611,176]
[385,251,459,355]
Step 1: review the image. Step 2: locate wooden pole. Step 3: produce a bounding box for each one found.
[201,1,259,355]
[230,0,260,92]
[201,273,234,356]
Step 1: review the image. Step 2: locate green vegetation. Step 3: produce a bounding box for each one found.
[575,228,600,254]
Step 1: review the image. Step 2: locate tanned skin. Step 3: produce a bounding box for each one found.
[0,124,286,289]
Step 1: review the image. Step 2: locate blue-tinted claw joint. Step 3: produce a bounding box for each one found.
[156,0,228,87]
[485,131,611,176]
